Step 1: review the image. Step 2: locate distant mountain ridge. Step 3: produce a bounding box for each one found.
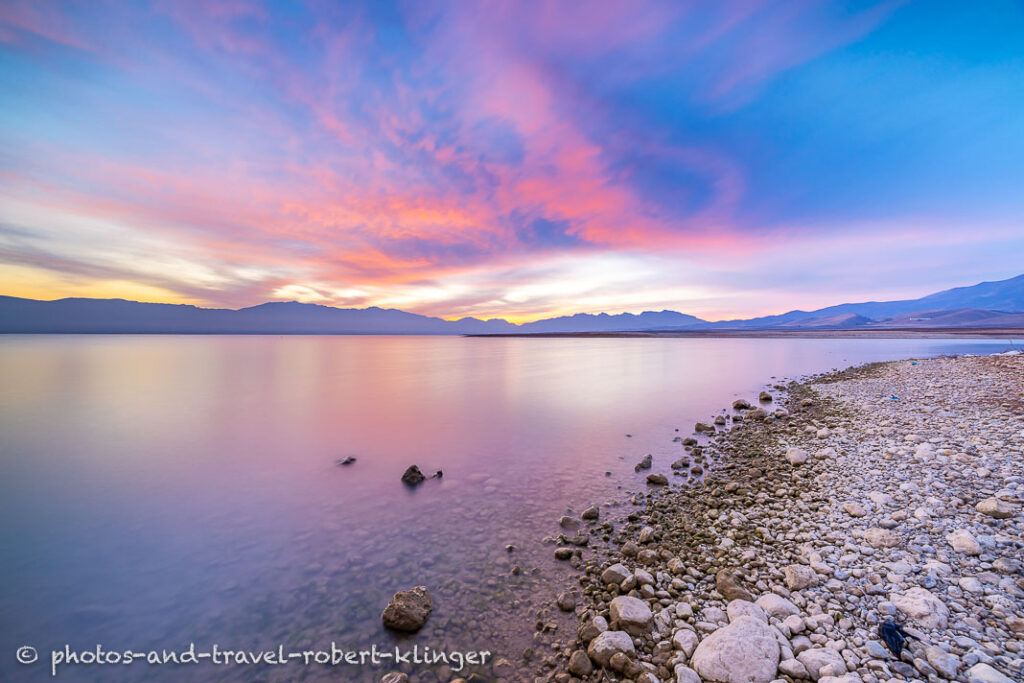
[1,273,1023,334]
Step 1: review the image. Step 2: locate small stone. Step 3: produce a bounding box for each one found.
[609,595,653,635]
[602,563,632,584]
[889,587,948,630]
[925,646,961,679]
[336,456,357,466]
[784,564,818,590]
[975,497,1017,519]
[581,505,600,520]
[635,454,653,471]
[568,649,593,677]
[400,465,426,486]
[779,658,809,679]
[842,501,867,517]
[726,600,767,623]
[579,615,609,642]
[674,664,701,683]
[733,399,752,410]
[381,586,432,632]
[797,648,847,681]
[966,662,1014,683]
[755,593,800,618]
[715,568,754,602]
[587,630,635,668]
[557,591,577,612]
[554,548,573,560]
[759,391,772,402]
[672,629,699,657]
[786,447,809,465]
[863,527,900,548]
[947,528,981,555]
[647,472,668,485]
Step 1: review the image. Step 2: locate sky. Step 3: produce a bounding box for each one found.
[1,1,1023,322]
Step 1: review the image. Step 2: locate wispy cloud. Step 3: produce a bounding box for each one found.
[1,0,1022,318]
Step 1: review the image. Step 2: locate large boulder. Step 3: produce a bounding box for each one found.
[381,586,432,632]
[715,569,754,602]
[609,596,653,635]
[890,587,949,630]
[587,630,635,668]
[690,615,780,683]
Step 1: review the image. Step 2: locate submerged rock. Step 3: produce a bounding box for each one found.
[646,472,668,485]
[634,454,653,471]
[336,456,357,466]
[381,586,432,632]
[400,465,426,486]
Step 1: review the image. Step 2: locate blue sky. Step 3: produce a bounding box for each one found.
[1,0,1022,320]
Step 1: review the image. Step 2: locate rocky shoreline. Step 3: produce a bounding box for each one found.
[524,352,1023,683]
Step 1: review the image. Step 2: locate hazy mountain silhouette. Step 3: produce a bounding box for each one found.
[1,273,1022,334]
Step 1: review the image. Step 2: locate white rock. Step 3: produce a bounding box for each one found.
[674,664,701,683]
[755,593,800,619]
[976,497,1017,519]
[867,491,893,506]
[672,629,699,657]
[797,648,847,681]
[925,645,961,679]
[587,630,635,668]
[690,616,780,683]
[786,447,808,465]
[842,501,866,517]
[966,662,1014,683]
[726,599,767,623]
[863,527,900,548]
[889,587,949,630]
[784,564,818,590]
[602,563,632,584]
[610,595,653,635]
[946,529,981,555]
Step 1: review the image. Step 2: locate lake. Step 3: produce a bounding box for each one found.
[0,335,1014,681]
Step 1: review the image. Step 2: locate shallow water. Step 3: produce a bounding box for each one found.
[0,335,1013,681]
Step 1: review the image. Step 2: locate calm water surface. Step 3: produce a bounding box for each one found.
[0,335,1013,681]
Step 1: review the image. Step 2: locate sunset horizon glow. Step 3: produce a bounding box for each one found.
[2,1,1023,322]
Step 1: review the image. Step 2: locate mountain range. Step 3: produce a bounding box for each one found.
[1,273,1023,334]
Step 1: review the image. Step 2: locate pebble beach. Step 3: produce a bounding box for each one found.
[517,352,1024,683]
